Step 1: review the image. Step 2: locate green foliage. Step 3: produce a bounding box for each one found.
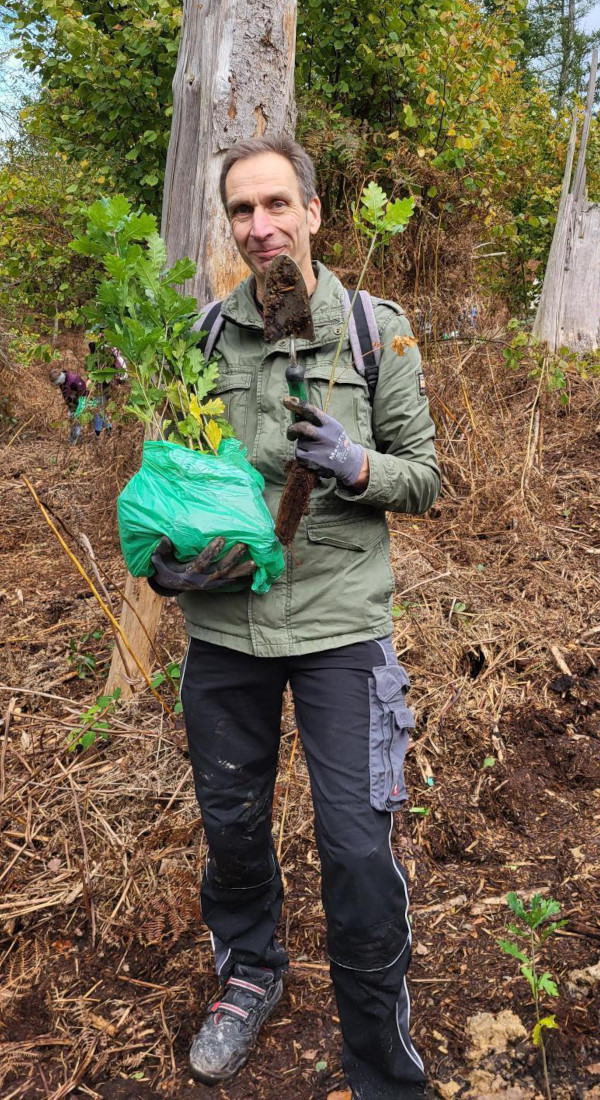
[355,182,414,241]
[3,0,600,328]
[500,319,599,406]
[2,0,180,210]
[0,139,97,327]
[298,0,526,171]
[68,686,122,751]
[72,196,234,451]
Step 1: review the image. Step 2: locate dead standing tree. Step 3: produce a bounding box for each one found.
[533,48,600,354]
[107,0,298,698]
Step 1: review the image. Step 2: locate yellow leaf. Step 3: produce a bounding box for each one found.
[196,397,225,417]
[204,419,222,451]
[426,90,438,106]
[532,1016,558,1048]
[189,395,203,422]
[388,130,399,140]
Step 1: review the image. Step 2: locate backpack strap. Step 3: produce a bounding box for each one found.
[342,289,382,403]
[194,299,225,359]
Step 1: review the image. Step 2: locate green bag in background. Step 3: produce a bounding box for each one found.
[117,439,284,594]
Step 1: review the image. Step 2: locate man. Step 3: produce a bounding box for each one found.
[49,355,87,443]
[150,135,440,1100]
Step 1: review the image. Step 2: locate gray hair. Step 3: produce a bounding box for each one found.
[219,134,317,211]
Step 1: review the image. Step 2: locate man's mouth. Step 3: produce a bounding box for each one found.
[253,247,286,260]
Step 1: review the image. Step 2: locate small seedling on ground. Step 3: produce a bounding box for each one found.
[150,660,180,690]
[151,661,183,713]
[68,687,122,751]
[67,629,104,678]
[499,892,565,1100]
[392,599,420,619]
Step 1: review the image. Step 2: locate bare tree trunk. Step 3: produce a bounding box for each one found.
[534,49,600,355]
[107,0,298,699]
[161,0,297,303]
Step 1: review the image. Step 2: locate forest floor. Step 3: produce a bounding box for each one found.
[1,335,600,1100]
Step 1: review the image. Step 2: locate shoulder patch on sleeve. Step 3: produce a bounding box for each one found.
[417,369,427,398]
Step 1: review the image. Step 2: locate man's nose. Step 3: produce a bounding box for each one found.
[250,207,274,238]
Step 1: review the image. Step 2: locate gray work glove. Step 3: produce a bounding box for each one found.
[150,536,256,594]
[283,396,365,487]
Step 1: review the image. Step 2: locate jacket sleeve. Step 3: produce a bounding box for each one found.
[336,305,440,514]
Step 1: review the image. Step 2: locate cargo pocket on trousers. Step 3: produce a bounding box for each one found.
[368,664,415,812]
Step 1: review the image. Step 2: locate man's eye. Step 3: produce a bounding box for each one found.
[233,206,252,217]
[272,201,287,210]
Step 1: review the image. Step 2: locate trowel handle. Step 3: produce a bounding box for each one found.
[286,336,308,409]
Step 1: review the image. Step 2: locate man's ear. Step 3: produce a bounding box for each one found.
[308,195,322,236]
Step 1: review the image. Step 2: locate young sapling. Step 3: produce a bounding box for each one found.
[324,182,414,410]
[499,891,565,1100]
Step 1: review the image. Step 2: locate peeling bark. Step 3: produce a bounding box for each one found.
[161,0,297,304]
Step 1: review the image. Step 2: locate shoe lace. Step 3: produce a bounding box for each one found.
[209,974,268,1025]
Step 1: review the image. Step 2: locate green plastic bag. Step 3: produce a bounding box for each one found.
[117,438,284,594]
[74,395,99,418]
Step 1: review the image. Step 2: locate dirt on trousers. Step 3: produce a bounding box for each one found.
[1,335,600,1100]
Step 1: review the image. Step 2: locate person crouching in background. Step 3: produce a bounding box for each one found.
[49,351,87,444]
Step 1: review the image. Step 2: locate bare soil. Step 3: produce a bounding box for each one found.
[1,337,599,1100]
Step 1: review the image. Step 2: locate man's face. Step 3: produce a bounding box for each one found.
[224,152,321,292]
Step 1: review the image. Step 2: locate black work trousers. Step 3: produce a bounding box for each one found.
[181,636,426,1100]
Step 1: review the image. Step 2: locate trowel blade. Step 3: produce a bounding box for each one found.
[263,254,315,344]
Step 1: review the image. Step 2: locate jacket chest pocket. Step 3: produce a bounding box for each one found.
[304,356,374,447]
[213,370,253,440]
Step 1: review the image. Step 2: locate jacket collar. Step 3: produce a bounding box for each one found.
[220,261,347,344]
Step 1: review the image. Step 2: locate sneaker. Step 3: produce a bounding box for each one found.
[189,964,283,1085]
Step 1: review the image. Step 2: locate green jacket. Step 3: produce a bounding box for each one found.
[179,262,440,656]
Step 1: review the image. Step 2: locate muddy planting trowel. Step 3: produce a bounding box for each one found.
[263,255,318,546]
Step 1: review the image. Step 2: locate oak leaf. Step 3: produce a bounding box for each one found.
[391,333,418,355]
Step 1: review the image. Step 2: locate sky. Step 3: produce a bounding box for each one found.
[583,3,600,32]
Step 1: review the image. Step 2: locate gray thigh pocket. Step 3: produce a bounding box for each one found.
[368,664,415,812]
